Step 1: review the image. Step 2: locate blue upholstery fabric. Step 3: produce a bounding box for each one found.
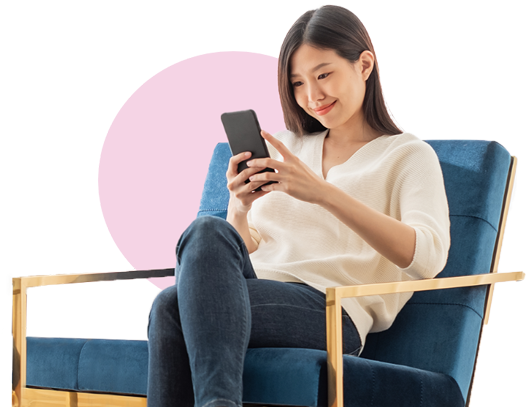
[27,339,463,406]
[26,337,148,395]
[26,337,87,391]
[78,339,148,395]
[243,348,464,407]
[197,143,231,220]
[25,140,511,406]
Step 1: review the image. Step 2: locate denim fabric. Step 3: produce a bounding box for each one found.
[147,215,361,407]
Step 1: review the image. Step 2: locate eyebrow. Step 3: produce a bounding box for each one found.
[290,62,333,79]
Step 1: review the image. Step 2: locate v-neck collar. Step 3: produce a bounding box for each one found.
[316,130,388,180]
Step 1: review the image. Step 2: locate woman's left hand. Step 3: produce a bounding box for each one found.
[246,130,328,204]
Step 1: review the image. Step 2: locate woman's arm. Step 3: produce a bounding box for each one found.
[226,207,259,254]
[315,183,416,268]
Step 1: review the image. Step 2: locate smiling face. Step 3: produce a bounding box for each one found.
[289,43,375,140]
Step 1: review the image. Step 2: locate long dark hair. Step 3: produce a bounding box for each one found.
[278,5,402,136]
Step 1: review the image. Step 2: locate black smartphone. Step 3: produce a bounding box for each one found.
[221,109,277,192]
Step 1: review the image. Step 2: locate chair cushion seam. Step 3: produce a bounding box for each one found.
[367,359,376,407]
[409,302,483,319]
[419,371,424,407]
[77,339,90,390]
[449,214,497,232]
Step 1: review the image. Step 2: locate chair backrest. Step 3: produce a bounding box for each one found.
[197,140,512,402]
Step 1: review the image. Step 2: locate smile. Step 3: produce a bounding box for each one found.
[313,101,336,116]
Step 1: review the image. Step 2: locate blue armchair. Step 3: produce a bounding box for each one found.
[13,139,523,407]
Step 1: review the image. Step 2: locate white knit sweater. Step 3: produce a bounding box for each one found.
[247,129,450,349]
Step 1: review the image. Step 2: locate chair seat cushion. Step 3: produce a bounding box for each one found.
[245,348,464,407]
[27,337,464,406]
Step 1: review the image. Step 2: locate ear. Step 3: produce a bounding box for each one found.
[358,50,375,81]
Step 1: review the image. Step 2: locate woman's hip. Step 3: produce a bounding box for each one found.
[246,280,361,355]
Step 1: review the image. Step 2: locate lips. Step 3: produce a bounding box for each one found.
[314,101,336,113]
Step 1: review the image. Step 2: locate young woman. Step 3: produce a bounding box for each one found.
[147,5,450,407]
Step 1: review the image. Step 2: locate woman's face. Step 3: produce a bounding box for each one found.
[289,44,374,137]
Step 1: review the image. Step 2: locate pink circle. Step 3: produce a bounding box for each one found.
[99,52,285,290]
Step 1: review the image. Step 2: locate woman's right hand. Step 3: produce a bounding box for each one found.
[226,152,271,215]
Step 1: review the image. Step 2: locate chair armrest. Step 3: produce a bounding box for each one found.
[326,271,524,300]
[325,271,524,407]
[12,267,174,291]
[12,267,174,401]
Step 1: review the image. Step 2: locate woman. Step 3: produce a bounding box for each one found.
[147,5,450,407]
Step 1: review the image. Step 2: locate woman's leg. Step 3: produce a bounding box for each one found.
[147,215,361,407]
[147,284,193,407]
[247,280,362,355]
[148,215,257,407]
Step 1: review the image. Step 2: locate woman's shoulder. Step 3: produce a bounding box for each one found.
[378,132,440,163]
[387,132,419,142]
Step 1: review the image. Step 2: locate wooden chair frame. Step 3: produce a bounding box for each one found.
[12,158,523,407]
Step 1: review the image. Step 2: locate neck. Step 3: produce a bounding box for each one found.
[326,121,382,145]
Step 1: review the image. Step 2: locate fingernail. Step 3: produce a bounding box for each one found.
[247,161,252,166]
[245,152,250,157]
[249,176,254,181]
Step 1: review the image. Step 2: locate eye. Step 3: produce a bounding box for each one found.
[292,72,332,88]
[292,81,303,87]
[318,72,330,80]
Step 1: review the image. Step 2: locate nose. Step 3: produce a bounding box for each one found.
[307,85,324,108]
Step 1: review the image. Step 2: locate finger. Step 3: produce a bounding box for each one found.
[246,157,283,172]
[231,151,251,167]
[237,151,252,162]
[230,166,268,191]
[261,130,290,158]
[241,167,277,187]
[234,151,251,163]
[238,166,271,182]
[246,180,272,192]
[250,169,280,182]
[227,151,251,176]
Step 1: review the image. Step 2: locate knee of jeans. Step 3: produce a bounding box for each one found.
[190,215,231,235]
[148,286,178,319]
[146,287,179,338]
[191,215,242,241]
[178,216,225,254]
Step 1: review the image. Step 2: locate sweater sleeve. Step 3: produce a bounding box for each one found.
[394,140,451,280]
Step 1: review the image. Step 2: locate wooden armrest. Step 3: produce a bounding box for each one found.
[12,267,174,291]
[12,267,174,400]
[326,271,524,300]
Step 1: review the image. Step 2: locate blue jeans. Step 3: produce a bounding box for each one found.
[147,216,361,407]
